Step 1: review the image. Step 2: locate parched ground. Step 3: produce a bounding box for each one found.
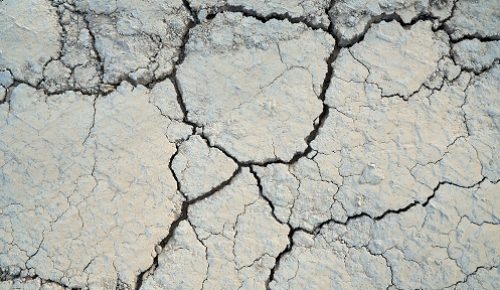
[0,0,499,289]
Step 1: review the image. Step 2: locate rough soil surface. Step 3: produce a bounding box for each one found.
[0,0,499,289]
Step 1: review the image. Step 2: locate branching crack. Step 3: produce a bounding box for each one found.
[260,36,342,290]
[82,95,97,145]
[0,272,81,290]
[445,265,499,289]
[2,1,498,289]
[312,177,488,233]
[205,5,329,31]
[265,227,298,289]
[134,166,242,290]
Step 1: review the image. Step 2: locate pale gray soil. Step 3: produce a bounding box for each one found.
[0,0,499,289]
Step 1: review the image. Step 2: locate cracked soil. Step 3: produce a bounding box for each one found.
[0,0,499,289]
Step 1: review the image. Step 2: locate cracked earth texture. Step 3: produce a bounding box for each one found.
[0,0,498,289]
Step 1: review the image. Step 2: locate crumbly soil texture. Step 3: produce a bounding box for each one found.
[0,0,499,289]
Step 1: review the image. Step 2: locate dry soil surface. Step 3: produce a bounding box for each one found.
[0,0,499,289]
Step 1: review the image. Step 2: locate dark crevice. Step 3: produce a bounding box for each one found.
[132,3,214,288]
[249,166,285,226]
[134,201,189,290]
[169,76,197,135]
[442,0,499,43]
[260,35,342,290]
[249,166,296,289]
[82,96,97,145]
[204,5,329,31]
[266,41,341,166]
[337,1,499,51]
[3,0,493,102]
[199,41,341,168]
[311,177,488,234]
[166,38,340,168]
[332,0,459,48]
[265,227,298,289]
[333,12,441,47]
[452,59,500,76]
[134,6,204,288]
[4,0,197,99]
[0,272,81,290]
[182,4,338,169]
[80,10,105,91]
[182,0,200,24]
[325,0,335,34]
[446,265,499,289]
[189,166,242,204]
[0,67,13,105]
[40,2,107,96]
[449,34,500,43]
[4,2,497,289]
[151,2,199,132]
[168,143,186,197]
[134,167,242,290]
[1,80,20,107]
[303,44,341,135]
